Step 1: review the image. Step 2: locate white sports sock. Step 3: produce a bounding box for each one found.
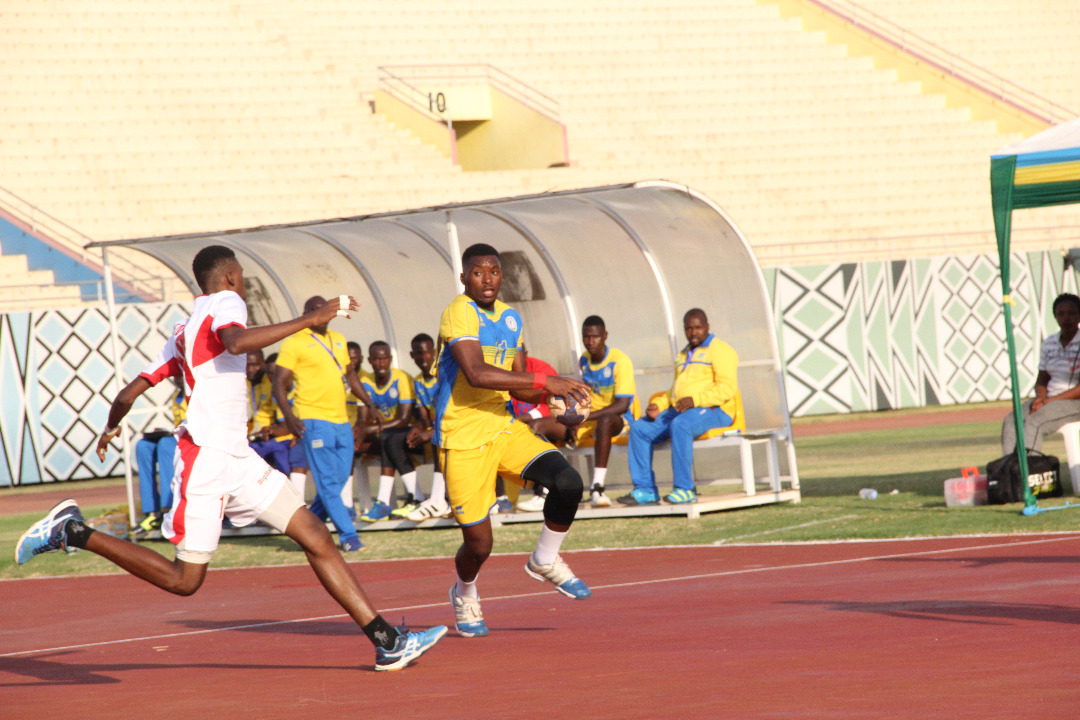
[376,475,395,506]
[430,472,447,505]
[340,475,354,510]
[592,467,607,487]
[532,525,568,566]
[455,572,479,599]
[400,470,424,502]
[289,472,306,497]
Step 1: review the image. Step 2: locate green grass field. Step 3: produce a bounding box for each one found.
[4,407,1079,580]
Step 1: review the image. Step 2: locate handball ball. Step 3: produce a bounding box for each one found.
[548,393,591,424]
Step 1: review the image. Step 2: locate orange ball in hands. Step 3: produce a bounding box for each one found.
[548,391,591,427]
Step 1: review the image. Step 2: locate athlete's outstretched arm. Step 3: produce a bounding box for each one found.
[95,376,153,460]
[217,296,360,356]
[450,339,590,405]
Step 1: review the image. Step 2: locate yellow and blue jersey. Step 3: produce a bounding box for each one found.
[579,347,636,423]
[248,374,275,430]
[361,368,414,423]
[434,294,521,450]
[275,328,350,423]
[413,373,438,418]
[346,368,373,425]
[654,333,738,416]
[170,388,187,426]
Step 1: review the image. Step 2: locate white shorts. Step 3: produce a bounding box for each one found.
[162,431,303,562]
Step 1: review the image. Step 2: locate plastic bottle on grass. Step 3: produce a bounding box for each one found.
[858,488,878,500]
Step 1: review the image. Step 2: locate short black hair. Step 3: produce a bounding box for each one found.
[1053,293,1080,315]
[411,332,434,348]
[347,341,361,353]
[266,352,278,364]
[368,340,391,355]
[582,315,606,331]
[683,307,708,324]
[462,243,500,267]
[192,245,236,292]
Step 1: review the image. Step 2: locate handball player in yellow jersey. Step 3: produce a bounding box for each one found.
[435,243,594,637]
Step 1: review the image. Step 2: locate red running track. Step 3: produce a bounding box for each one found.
[3,535,1080,719]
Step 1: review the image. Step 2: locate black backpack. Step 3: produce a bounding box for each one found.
[985,450,1062,504]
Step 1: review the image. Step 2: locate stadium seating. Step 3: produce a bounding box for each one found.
[1,0,1080,306]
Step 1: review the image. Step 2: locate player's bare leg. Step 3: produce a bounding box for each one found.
[83,528,208,595]
[590,414,624,507]
[284,506,379,626]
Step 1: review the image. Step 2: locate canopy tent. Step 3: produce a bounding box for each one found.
[991,117,1080,509]
[88,180,799,524]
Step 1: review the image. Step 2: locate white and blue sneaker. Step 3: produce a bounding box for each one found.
[374,623,448,671]
[525,554,592,599]
[15,498,84,565]
[360,500,393,523]
[449,585,490,637]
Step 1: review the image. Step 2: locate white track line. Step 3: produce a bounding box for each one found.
[3,534,1076,659]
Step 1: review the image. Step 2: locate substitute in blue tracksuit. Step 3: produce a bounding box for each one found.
[619,308,738,506]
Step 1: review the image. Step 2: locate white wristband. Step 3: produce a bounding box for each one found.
[336,294,350,318]
[104,424,118,436]
[527,408,544,420]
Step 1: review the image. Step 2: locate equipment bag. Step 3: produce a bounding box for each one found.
[985,450,1062,504]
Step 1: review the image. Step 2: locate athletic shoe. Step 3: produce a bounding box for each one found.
[390,497,418,518]
[129,513,160,537]
[616,488,660,506]
[15,499,84,565]
[490,496,514,515]
[524,554,592,599]
[449,585,490,637]
[340,535,365,552]
[360,501,393,523]
[405,498,451,522]
[374,623,448,671]
[516,492,547,513]
[590,484,611,508]
[665,488,697,504]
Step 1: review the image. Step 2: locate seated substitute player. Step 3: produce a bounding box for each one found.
[357,340,427,521]
[618,308,738,506]
[522,316,637,508]
[405,333,452,521]
[509,344,559,513]
[15,245,445,671]
[246,348,289,475]
[437,242,594,638]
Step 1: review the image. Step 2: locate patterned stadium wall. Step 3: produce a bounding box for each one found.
[0,302,190,487]
[765,250,1075,416]
[0,250,1073,484]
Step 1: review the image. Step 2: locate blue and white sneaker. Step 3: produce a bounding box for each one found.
[449,585,490,637]
[616,488,660,506]
[524,554,592,599]
[374,623,448,671]
[340,535,365,553]
[360,500,393,523]
[15,498,84,565]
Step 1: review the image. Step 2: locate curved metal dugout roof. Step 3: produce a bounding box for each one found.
[90,181,792,434]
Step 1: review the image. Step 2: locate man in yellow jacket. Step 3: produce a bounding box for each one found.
[618,308,738,505]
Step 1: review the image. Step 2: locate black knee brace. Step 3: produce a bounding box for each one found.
[522,450,583,525]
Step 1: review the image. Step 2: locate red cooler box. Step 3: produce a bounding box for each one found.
[944,466,987,507]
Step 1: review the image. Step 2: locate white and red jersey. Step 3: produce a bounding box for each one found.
[139,290,250,455]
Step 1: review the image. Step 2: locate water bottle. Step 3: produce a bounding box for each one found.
[858,488,878,500]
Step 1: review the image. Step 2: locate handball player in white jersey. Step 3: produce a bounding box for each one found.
[14,245,445,671]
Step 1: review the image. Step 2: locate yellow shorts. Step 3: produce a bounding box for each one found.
[573,417,630,446]
[439,421,557,526]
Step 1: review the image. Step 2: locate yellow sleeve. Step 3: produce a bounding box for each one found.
[276,334,300,372]
[613,350,636,398]
[440,296,480,344]
[693,342,738,409]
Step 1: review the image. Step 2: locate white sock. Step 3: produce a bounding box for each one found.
[430,472,447,505]
[290,472,306,497]
[592,467,607,487]
[341,475,354,510]
[532,525,568,566]
[400,470,424,502]
[376,475,395,506]
[455,572,479,599]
